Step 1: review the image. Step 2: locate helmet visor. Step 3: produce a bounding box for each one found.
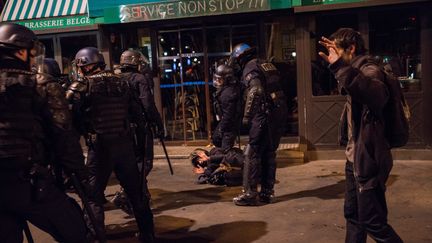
[213,74,224,88]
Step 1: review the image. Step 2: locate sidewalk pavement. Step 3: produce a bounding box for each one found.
[27,158,432,243]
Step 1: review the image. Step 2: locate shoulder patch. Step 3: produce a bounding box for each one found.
[260,63,277,72]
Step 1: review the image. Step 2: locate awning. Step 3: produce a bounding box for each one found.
[1,0,89,22]
[88,0,161,18]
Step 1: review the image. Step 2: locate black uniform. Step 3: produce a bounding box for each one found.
[0,60,89,242]
[212,83,242,151]
[235,58,288,205]
[121,70,163,176]
[68,70,154,242]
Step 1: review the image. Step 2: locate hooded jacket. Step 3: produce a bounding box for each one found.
[330,55,392,190]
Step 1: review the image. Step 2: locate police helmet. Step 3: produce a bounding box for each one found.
[230,43,256,67]
[0,23,37,50]
[41,58,61,77]
[120,49,149,69]
[213,64,235,88]
[74,47,105,67]
[36,58,62,84]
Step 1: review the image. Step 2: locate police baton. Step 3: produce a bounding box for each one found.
[70,173,105,242]
[160,138,174,175]
[22,220,34,243]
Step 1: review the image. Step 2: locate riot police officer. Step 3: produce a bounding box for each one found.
[230,43,288,206]
[66,47,154,242]
[110,50,164,215]
[0,23,89,242]
[119,49,163,179]
[212,64,242,151]
[37,58,70,90]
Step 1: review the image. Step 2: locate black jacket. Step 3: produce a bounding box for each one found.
[122,72,163,130]
[0,58,87,178]
[215,84,242,133]
[331,55,392,190]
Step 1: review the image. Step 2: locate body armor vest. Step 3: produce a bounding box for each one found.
[37,81,72,130]
[85,71,130,135]
[256,60,284,97]
[0,70,45,161]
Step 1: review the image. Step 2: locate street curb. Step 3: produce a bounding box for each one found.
[154,155,189,159]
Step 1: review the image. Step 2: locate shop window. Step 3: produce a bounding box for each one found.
[137,29,153,68]
[207,26,231,54]
[181,29,203,54]
[109,33,122,65]
[311,13,358,96]
[158,31,180,57]
[39,37,55,59]
[265,18,298,136]
[232,25,257,47]
[206,26,231,78]
[369,9,421,92]
[59,34,98,75]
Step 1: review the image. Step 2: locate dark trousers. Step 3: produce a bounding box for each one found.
[86,135,153,242]
[0,170,88,243]
[143,126,154,176]
[344,161,403,243]
[212,123,237,151]
[243,101,287,193]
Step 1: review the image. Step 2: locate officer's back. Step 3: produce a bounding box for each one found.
[0,23,88,243]
[66,47,154,242]
[67,48,139,138]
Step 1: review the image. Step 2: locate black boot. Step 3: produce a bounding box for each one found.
[111,189,134,216]
[233,190,258,206]
[259,188,274,204]
[137,231,155,243]
[234,145,259,206]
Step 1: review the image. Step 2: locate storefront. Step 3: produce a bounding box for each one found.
[0,0,106,75]
[92,0,296,144]
[2,0,430,156]
[292,0,431,159]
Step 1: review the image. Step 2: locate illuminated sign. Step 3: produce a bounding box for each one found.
[14,15,95,31]
[116,0,270,22]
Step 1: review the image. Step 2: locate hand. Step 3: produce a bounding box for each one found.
[196,151,209,163]
[193,167,205,174]
[318,36,342,64]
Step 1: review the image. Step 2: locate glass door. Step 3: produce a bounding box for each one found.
[158,29,208,142]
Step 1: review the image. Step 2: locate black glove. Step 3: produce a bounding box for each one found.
[155,125,165,140]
